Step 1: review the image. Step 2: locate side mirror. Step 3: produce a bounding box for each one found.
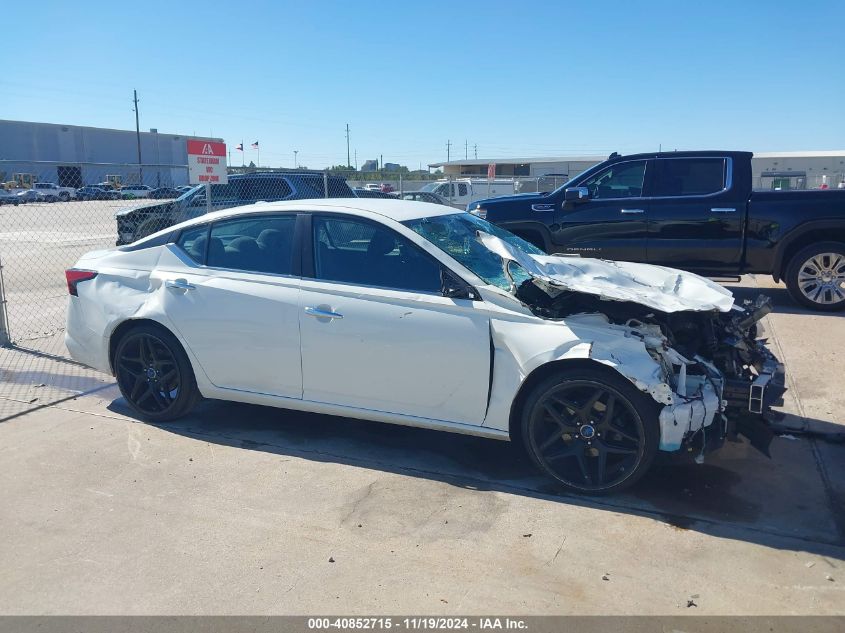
[564,186,590,202]
[441,269,477,300]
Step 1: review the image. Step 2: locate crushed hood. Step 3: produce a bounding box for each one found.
[478,233,735,313]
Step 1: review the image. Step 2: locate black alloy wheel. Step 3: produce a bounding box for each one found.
[114,325,199,421]
[522,369,659,493]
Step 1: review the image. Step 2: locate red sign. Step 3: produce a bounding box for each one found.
[187,140,228,185]
[487,163,496,179]
[187,140,226,156]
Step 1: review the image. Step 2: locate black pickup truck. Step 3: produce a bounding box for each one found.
[469,151,845,311]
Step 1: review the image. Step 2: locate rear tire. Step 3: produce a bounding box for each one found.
[520,366,660,494]
[785,241,845,311]
[113,324,200,422]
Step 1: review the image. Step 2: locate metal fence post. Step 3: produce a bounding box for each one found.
[324,171,329,198]
[399,174,403,195]
[0,253,10,347]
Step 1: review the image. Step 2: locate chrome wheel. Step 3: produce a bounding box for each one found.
[797,252,845,305]
[527,380,645,491]
[115,332,182,416]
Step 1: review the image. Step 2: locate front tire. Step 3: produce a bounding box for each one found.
[785,242,845,311]
[114,324,200,422]
[520,367,660,494]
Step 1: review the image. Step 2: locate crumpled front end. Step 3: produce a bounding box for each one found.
[523,294,785,458]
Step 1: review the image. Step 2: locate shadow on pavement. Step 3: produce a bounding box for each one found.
[108,397,845,557]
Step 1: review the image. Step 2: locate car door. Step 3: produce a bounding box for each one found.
[298,214,491,425]
[153,214,302,398]
[646,157,745,273]
[550,159,650,261]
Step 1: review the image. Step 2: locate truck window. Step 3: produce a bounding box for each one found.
[583,160,647,199]
[654,158,726,197]
[458,183,468,196]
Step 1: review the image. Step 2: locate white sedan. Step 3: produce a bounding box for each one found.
[66,199,784,493]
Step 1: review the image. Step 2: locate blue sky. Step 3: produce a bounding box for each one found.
[2,0,843,169]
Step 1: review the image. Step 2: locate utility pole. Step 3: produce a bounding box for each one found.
[345,124,351,168]
[446,140,451,163]
[293,150,298,168]
[465,139,468,160]
[133,90,142,184]
[474,144,478,159]
[380,154,383,170]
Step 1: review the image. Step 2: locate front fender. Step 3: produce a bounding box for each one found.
[483,315,674,433]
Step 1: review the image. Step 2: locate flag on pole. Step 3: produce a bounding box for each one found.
[235,143,243,151]
[251,141,259,149]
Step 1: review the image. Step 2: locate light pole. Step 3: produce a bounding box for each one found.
[294,150,298,169]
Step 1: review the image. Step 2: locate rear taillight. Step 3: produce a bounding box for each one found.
[65,269,98,296]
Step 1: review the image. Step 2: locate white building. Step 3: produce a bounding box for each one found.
[0,119,222,188]
[430,151,845,190]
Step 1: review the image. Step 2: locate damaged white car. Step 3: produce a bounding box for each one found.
[66,200,785,493]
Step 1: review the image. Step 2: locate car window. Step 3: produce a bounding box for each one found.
[236,177,293,202]
[205,216,296,274]
[583,160,647,199]
[404,212,542,291]
[313,216,442,293]
[653,158,726,196]
[177,225,209,264]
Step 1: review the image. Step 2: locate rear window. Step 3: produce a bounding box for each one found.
[235,177,293,202]
[653,158,726,197]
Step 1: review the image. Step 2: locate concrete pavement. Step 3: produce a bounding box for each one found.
[0,276,843,615]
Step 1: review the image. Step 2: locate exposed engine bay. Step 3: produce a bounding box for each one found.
[516,281,786,457]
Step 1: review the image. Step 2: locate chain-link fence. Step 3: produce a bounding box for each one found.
[0,161,550,361]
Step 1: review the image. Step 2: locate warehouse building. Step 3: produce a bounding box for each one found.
[0,119,222,188]
[430,150,845,190]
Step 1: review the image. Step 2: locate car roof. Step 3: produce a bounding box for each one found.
[181,198,463,226]
[614,150,754,161]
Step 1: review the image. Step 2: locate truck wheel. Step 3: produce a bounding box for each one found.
[520,366,660,494]
[785,242,845,311]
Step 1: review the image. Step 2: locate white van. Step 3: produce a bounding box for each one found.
[421,179,516,208]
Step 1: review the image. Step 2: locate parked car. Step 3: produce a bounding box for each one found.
[149,187,182,199]
[67,200,783,494]
[120,184,154,199]
[422,179,517,207]
[33,182,77,201]
[176,186,194,195]
[16,190,45,203]
[0,190,20,205]
[76,186,120,201]
[115,171,355,245]
[361,183,382,191]
[398,191,460,207]
[470,151,845,311]
[353,188,397,199]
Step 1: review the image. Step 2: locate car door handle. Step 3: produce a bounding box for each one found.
[304,306,343,320]
[619,208,645,214]
[165,278,195,291]
[711,207,736,213]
